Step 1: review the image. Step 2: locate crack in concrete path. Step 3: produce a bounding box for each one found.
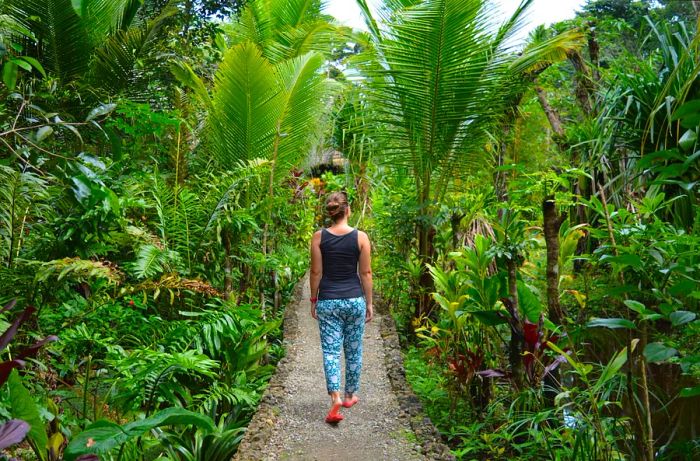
[248,276,427,461]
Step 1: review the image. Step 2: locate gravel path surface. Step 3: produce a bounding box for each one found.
[261,278,426,461]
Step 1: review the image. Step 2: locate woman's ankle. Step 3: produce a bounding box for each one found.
[329,391,342,405]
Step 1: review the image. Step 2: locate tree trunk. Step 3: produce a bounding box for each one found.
[535,86,566,142]
[567,50,595,116]
[223,230,233,300]
[542,196,565,325]
[506,259,524,389]
[587,21,601,82]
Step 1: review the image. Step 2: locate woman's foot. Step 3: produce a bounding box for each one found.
[342,394,359,408]
[325,396,343,423]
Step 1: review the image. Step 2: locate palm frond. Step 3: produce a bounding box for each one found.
[208,42,283,168]
[90,2,177,91]
[170,61,213,110]
[275,52,339,176]
[510,28,586,76]
[5,0,92,80]
[72,0,133,45]
[269,0,324,29]
[363,0,548,202]
[202,159,270,234]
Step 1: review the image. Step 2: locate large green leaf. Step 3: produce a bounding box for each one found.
[587,317,637,330]
[670,310,696,327]
[517,281,543,323]
[64,407,215,461]
[8,370,47,459]
[643,342,678,363]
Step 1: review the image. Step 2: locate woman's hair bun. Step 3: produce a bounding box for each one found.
[325,192,348,222]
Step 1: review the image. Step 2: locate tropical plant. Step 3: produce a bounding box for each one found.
[357,0,594,316]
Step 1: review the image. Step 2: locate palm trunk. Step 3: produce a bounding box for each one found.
[417,222,436,319]
[494,124,510,202]
[416,177,435,319]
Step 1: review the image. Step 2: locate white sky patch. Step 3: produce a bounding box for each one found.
[323,0,586,46]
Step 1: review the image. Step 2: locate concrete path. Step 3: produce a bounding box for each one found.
[259,277,425,461]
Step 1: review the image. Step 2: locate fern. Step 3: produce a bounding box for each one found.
[128,244,176,279]
[109,348,219,413]
[35,257,123,285]
[194,381,256,415]
[148,170,204,274]
[0,166,50,268]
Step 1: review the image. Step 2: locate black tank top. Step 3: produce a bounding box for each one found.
[318,228,364,300]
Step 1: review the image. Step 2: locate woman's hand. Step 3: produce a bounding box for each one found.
[365,304,373,323]
[311,302,318,320]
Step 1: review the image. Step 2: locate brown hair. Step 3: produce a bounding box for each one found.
[325,191,349,222]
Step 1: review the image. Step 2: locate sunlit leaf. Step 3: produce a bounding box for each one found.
[587,317,636,330]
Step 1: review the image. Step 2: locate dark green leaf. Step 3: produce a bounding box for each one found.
[624,300,646,315]
[670,310,696,327]
[599,254,643,270]
[643,342,677,363]
[10,58,32,71]
[471,310,507,326]
[517,281,543,323]
[3,61,18,90]
[19,56,46,77]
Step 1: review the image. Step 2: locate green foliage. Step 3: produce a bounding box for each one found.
[2,0,699,459]
[64,407,215,460]
[7,370,47,460]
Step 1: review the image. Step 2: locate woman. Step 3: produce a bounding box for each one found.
[309,191,373,424]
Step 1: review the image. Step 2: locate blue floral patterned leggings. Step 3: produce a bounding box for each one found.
[316,297,366,394]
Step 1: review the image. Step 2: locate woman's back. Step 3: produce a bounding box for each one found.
[318,228,363,300]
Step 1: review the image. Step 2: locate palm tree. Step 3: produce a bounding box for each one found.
[357,0,587,316]
[0,0,175,91]
[173,0,339,296]
[224,0,353,63]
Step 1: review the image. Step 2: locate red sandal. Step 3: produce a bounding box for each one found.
[342,396,359,408]
[325,402,344,423]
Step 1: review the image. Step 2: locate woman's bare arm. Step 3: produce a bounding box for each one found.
[309,230,322,319]
[358,231,373,322]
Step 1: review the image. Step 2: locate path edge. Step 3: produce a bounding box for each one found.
[379,305,456,461]
[232,276,305,461]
